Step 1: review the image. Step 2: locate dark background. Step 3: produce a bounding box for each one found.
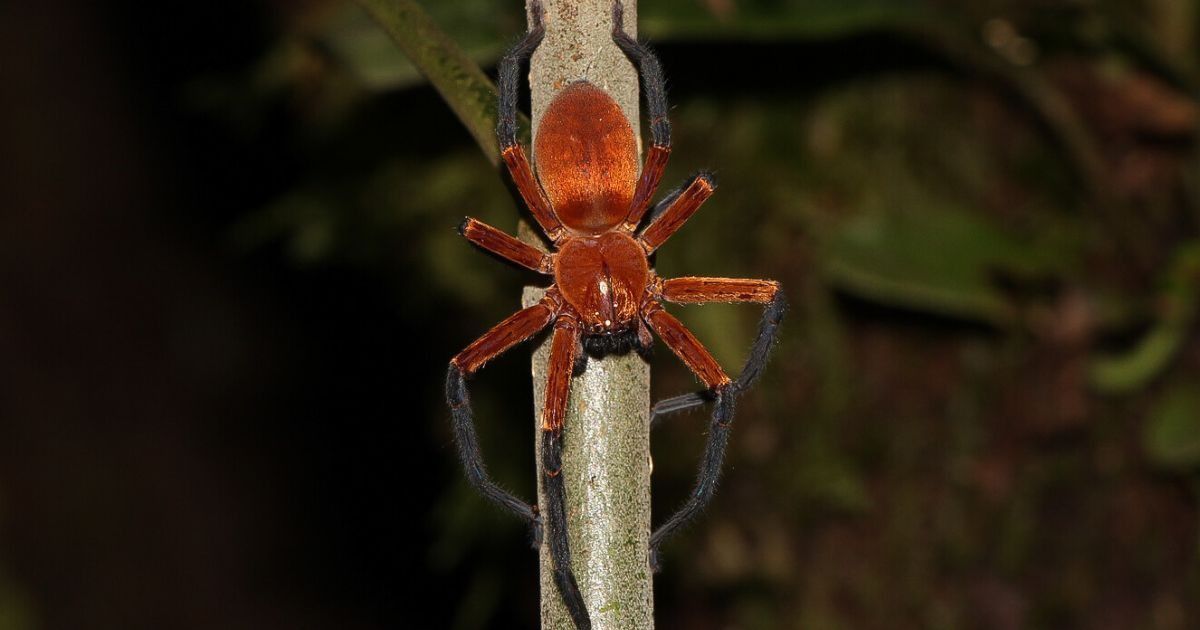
[2,0,1199,628]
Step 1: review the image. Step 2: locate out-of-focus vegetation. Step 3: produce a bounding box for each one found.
[216,0,1200,627]
[3,0,1200,629]
[206,0,1200,627]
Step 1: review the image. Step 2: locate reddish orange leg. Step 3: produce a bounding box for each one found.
[501,145,565,242]
[541,316,580,431]
[622,144,670,230]
[539,315,591,628]
[643,301,731,391]
[450,296,556,375]
[654,277,786,412]
[446,296,556,546]
[662,276,779,305]
[648,279,784,422]
[459,217,553,274]
[638,172,715,253]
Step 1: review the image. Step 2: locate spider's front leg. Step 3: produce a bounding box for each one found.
[446,295,557,548]
[540,313,592,629]
[496,1,565,243]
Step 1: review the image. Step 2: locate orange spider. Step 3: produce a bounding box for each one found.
[444,3,785,627]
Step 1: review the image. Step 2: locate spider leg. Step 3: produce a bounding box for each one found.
[447,297,557,548]
[541,316,592,629]
[636,172,687,230]
[651,390,736,571]
[642,284,786,570]
[612,1,672,229]
[496,2,565,242]
[648,391,708,430]
[650,279,786,427]
[458,217,553,274]
[644,302,731,390]
[638,172,716,253]
[662,277,787,395]
[642,302,731,570]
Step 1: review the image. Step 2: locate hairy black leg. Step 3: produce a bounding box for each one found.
[648,390,735,571]
[611,0,670,147]
[733,289,788,390]
[446,365,542,548]
[572,352,589,377]
[542,430,593,629]
[497,1,545,149]
[648,290,787,570]
[649,391,708,430]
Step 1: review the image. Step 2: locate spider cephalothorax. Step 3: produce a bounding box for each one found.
[444,3,785,628]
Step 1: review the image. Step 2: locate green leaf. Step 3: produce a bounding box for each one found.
[1090,243,1200,394]
[1144,382,1200,471]
[1089,324,1189,394]
[822,206,1052,325]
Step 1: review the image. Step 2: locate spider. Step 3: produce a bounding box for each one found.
[444,2,785,627]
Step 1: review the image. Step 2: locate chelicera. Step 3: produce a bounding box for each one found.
[444,3,786,627]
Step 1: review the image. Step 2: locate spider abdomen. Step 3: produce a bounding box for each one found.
[535,81,639,235]
[555,232,648,334]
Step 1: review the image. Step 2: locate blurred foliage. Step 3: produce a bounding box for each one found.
[193,0,1200,627]
[1091,243,1200,393]
[1145,380,1200,471]
[353,0,506,162]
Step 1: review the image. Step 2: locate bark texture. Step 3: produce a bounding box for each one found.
[524,1,654,628]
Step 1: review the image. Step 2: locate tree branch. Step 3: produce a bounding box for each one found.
[522,1,654,628]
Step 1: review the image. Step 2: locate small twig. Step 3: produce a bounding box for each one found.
[521,1,654,628]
